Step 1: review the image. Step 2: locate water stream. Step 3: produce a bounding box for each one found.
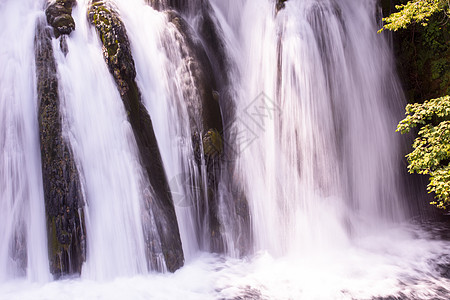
[0,0,449,299]
[54,0,162,279]
[0,0,50,283]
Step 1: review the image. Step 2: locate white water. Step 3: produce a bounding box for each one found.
[0,0,50,282]
[1,0,450,299]
[54,1,163,279]
[1,224,449,299]
[112,0,201,258]
[114,0,221,257]
[211,0,406,256]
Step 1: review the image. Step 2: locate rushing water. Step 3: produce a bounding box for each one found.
[54,0,164,278]
[0,0,50,282]
[217,0,406,257]
[1,0,449,299]
[111,0,204,259]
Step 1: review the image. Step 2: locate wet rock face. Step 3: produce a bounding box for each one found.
[167,12,223,147]
[88,0,184,272]
[45,0,77,38]
[155,2,251,256]
[276,0,288,13]
[35,19,86,277]
[167,12,226,252]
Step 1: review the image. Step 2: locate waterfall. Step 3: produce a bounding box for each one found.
[110,0,202,259]
[52,1,164,279]
[211,0,405,256]
[113,0,235,257]
[0,0,50,282]
[1,0,449,299]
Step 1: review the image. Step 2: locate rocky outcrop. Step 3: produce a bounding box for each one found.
[45,0,77,38]
[87,0,184,272]
[35,18,86,277]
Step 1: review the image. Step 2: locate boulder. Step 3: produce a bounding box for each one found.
[45,0,77,38]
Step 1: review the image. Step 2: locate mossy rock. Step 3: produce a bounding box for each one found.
[45,0,77,37]
[52,15,75,35]
[88,0,184,272]
[35,17,86,277]
[203,129,223,159]
[88,1,136,95]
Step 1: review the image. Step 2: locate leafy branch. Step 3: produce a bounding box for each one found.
[397,95,450,208]
[379,0,450,32]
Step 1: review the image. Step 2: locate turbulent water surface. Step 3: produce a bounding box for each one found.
[1,0,449,299]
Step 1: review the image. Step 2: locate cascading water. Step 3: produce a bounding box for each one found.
[114,0,239,256]
[0,0,50,282]
[110,0,203,259]
[1,0,449,299]
[216,0,406,256]
[53,0,164,278]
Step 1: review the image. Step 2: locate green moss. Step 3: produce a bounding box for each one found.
[88,2,130,79]
[202,128,223,159]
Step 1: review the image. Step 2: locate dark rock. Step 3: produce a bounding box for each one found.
[34,18,86,277]
[168,0,189,11]
[194,7,253,255]
[45,0,76,38]
[147,0,163,11]
[198,7,230,92]
[276,0,288,13]
[167,12,223,133]
[167,6,253,255]
[150,1,251,256]
[149,0,204,13]
[87,0,184,272]
[59,35,69,56]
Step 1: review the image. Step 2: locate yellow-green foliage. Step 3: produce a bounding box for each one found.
[379,0,449,32]
[398,96,450,209]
